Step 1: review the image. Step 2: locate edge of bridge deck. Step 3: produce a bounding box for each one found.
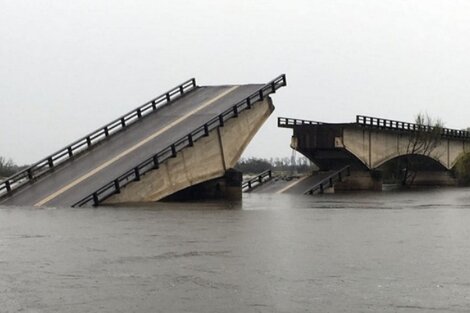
[278,115,470,141]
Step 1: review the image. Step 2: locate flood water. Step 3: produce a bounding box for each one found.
[1,188,470,313]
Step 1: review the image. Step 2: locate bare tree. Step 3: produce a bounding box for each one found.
[402,113,444,186]
[0,156,24,178]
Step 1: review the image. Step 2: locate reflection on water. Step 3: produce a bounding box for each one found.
[1,188,470,312]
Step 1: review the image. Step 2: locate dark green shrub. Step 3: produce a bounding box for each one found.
[454,152,470,185]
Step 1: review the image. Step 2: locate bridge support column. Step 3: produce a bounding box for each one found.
[411,171,457,186]
[162,169,242,201]
[334,170,383,191]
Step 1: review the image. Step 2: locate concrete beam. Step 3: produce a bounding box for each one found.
[342,128,466,170]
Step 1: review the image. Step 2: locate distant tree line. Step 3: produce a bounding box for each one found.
[235,156,315,174]
[0,157,26,178]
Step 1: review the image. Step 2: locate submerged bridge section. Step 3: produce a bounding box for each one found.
[0,75,286,207]
[279,115,470,189]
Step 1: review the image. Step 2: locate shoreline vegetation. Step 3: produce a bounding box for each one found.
[235,156,316,176]
[0,157,28,179]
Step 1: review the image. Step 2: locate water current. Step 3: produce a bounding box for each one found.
[1,187,470,312]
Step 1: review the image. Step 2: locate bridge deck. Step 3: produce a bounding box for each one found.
[250,171,337,194]
[1,84,263,207]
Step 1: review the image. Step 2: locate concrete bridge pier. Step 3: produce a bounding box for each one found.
[335,170,456,191]
[334,170,383,192]
[406,171,457,186]
[162,169,242,201]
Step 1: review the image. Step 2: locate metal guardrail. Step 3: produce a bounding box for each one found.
[73,74,287,207]
[278,117,323,128]
[242,170,273,192]
[357,115,470,139]
[304,166,351,195]
[0,78,197,199]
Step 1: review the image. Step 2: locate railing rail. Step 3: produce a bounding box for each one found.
[357,115,470,139]
[304,166,351,195]
[278,117,323,128]
[241,170,273,192]
[0,78,197,199]
[73,74,287,207]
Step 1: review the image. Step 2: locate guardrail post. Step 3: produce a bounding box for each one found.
[137,109,142,119]
[259,89,264,100]
[271,81,276,92]
[171,144,177,157]
[179,85,184,94]
[319,184,324,194]
[48,157,54,168]
[86,137,92,147]
[151,100,157,110]
[92,193,99,206]
[204,124,209,136]
[248,181,251,189]
[188,134,194,147]
[114,179,121,193]
[153,155,159,169]
[191,78,196,87]
[233,106,238,117]
[134,167,140,181]
[121,118,126,127]
[5,181,11,193]
[27,169,33,180]
[219,115,224,127]
[246,97,251,109]
[68,147,73,157]
[104,127,109,137]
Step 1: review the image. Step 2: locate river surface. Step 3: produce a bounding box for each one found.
[1,188,470,313]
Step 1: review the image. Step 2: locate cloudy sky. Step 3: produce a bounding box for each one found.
[2,0,470,164]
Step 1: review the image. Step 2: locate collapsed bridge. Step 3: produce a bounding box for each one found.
[0,75,286,207]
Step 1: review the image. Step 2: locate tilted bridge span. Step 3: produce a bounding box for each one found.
[0,75,286,207]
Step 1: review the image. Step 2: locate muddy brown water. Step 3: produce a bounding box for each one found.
[1,188,470,312]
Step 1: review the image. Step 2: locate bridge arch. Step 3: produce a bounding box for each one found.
[373,152,448,171]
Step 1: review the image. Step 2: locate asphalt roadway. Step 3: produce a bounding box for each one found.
[1,84,263,207]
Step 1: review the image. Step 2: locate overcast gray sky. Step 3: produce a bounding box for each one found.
[2,0,470,164]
